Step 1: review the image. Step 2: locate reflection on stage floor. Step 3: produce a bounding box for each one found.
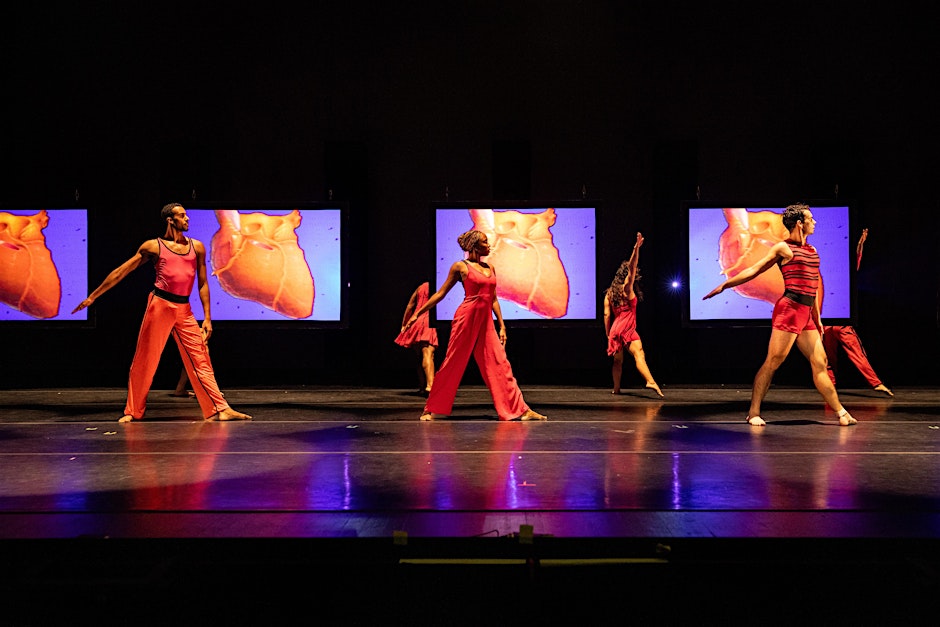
[1,385,938,623]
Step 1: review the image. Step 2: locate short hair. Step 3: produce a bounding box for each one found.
[782,204,810,231]
[457,229,485,252]
[161,203,183,222]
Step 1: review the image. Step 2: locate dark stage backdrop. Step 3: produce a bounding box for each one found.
[1,2,937,389]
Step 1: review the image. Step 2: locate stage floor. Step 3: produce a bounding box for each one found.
[2,384,938,623]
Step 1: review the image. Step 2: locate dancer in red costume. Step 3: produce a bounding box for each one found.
[394,282,439,395]
[604,232,663,397]
[402,229,546,421]
[822,228,893,396]
[73,203,251,423]
[704,204,856,427]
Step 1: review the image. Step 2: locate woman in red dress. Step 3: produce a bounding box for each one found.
[394,282,439,395]
[604,232,663,397]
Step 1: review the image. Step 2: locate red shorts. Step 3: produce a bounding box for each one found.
[771,296,816,334]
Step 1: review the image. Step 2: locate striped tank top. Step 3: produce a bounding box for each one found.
[780,241,819,298]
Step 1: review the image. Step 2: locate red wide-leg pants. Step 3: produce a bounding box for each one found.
[823,325,883,388]
[124,293,229,419]
[424,295,528,420]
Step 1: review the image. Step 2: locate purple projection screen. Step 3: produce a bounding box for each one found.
[432,205,596,322]
[0,208,88,321]
[687,204,852,324]
[184,207,344,322]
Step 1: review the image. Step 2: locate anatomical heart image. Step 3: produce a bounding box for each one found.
[716,208,789,305]
[689,204,849,322]
[469,208,569,318]
[0,210,61,319]
[210,209,315,319]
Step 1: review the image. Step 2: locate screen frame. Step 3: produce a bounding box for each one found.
[0,205,95,328]
[681,199,857,329]
[429,200,600,329]
[184,201,350,329]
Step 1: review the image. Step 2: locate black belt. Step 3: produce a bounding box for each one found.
[783,289,815,307]
[152,287,190,304]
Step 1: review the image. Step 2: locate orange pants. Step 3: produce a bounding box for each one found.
[125,292,228,419]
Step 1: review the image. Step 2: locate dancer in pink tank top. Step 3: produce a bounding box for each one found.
[74,203,251,422]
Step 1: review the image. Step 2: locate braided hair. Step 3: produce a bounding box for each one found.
[457,229,486,252]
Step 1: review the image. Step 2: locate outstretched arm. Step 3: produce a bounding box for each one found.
[624,232,643,300]
[703,240,790,300]
[403,263,464,331]
[72,240,158,313]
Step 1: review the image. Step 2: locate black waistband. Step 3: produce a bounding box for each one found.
[783,289,815,307]
[152,287,190,304]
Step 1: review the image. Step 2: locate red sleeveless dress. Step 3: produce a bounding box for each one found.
[394,282,439,348]
[607,295,640,356]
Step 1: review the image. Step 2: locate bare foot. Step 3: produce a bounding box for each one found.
[208,407,252,421]
[646,382,664,397]
[118,415,136,423]
[746,415,766,426]
[170,391,189,398]
[611,389,622,395]
[520,409,547,421]
[837,408,857,426]
[419,412,435,421]
[874,384,893,397]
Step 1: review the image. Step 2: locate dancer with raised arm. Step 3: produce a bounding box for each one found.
[822,228,893,396]
[604,232,663,397]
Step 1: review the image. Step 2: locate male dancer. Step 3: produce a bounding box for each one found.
[703,203,855,426]
[73,203,251,422]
